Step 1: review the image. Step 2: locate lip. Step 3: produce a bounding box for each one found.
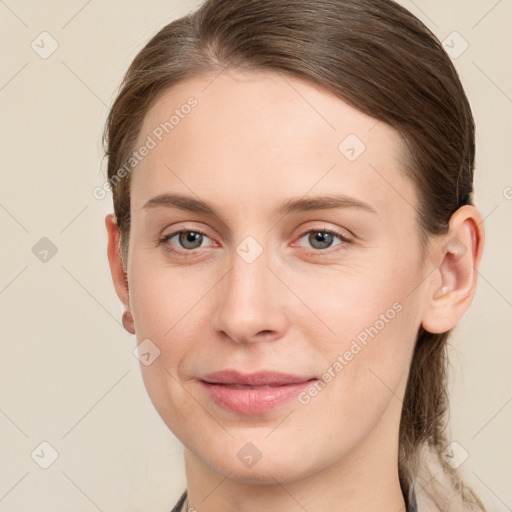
[200,370,317,414]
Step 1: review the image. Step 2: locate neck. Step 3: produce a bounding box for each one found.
[183,398,407,512]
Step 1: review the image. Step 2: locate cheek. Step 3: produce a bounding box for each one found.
[290,255,418,351]
[129,258,214,341]
[129,263,208,434]
[292,252,420,403]
[295,282,415,442]
[128,263,214,419]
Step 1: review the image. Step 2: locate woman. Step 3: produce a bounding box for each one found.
[103,0,487,510]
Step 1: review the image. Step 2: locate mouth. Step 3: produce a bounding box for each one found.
[213,383,289,389]
[199,370,317,414]
[201,369,316,386]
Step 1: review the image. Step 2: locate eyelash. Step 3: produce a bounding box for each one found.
[157,226,353,256]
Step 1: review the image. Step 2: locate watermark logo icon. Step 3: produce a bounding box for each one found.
[338,134,366,162]
[237,442,263,468]
[441,441,469,469]
[31,32,59,59]
[31,441,59,469]
[32,237,58,263]
[133,338,161,366]
[442,31,469,59]
[236,236,263,264]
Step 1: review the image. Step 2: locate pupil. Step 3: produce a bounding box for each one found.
[181,231,202,248]
[311,231,332,249]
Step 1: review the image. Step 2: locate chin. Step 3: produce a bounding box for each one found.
[196,442,318,485]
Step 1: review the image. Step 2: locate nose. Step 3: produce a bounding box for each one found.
[211,242,289,345]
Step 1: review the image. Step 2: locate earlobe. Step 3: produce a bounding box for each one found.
[105,213,136,335]
[421,205,485,334]
[122,310,136,334]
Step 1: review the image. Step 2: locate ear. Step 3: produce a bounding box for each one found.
[105,213,135,334]
[421,204,485,334]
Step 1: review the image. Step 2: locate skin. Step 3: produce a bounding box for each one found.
[105,69,484,512]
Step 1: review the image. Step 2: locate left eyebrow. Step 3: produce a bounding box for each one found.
[278,195,377,216]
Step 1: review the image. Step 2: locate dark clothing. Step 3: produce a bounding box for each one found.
[170,489,187,512]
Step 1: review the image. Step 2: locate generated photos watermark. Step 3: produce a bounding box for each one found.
[93,96,198,200]
[298,301,403,405]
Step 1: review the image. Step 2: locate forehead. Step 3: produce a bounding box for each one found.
[130,69,415,220]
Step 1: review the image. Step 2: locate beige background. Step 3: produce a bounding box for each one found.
[0,0,510,510]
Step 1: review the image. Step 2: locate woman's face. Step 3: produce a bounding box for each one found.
[122,69,429,483]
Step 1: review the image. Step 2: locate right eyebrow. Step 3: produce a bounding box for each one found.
[143,193,216,214]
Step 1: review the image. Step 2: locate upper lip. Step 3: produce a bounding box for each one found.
[201,370,316,386]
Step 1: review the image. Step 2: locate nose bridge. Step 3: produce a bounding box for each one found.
[212,236,285,343]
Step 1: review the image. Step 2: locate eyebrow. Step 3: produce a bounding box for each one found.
[142,193,377,217]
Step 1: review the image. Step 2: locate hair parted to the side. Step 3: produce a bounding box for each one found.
[103,0,485,509]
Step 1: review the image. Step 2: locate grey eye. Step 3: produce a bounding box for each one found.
[175,231,204,249]
[309,231,334,249]
[298,230,345,250]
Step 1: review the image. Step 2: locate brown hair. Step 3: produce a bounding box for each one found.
[103,0,485,509]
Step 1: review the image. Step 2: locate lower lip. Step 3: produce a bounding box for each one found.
[200,380,316,414]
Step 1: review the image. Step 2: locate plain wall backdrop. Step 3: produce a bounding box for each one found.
[0,0,510,510]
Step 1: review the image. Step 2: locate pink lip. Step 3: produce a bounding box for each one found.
[200,370,317,414]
